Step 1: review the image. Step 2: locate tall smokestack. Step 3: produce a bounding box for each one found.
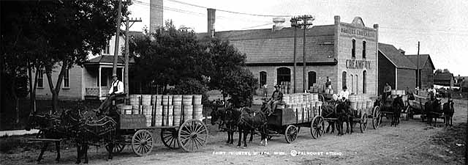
[207,8,216,38]
[150,0,163,33]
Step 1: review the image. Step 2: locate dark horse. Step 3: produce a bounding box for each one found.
[443,99,454,127]
[210,99,226,131]
[424,98,442,127]
[336,100,352,135]
[211,105,257,145]
[390,96,405,126]
[62,109,117,164]
[237,106,269,148]
[26,112,69,163]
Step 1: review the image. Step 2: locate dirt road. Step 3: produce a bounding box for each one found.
[1,99,466,165]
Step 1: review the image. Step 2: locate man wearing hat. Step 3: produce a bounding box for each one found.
[97,73,124,114]
[338,86,349,101]
[267,85,283,113]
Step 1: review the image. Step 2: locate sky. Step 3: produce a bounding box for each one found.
[127,0,468,76]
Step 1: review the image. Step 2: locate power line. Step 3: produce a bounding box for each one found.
[166,0,293,18]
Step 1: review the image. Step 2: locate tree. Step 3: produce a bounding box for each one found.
[1,0,130,112]
[435,69,443,74]
[443,68,451,73]
[205,38,257,107]
[130,20,212,93]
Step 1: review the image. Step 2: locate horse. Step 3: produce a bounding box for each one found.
[424,99,442,127]
[335,100,352,135]
[390,95,405,126]
[237,106,268,148]
[26,112,69,163]
[443,99,454,127]
[61,109,117,164]
[321,101,339,134]
[210,99,226,131]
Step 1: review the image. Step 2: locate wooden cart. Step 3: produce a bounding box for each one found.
[108,112,208,156]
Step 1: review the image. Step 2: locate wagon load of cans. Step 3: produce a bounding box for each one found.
[119,94,203,127]
[281,93,323,123]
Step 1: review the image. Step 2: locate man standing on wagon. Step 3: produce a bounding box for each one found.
[97,74,124,114]
[338,86,350,101]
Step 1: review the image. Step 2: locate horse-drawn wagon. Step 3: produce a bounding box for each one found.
[371,90,406,127]
[265,93,325,143]
[111,94,209,156]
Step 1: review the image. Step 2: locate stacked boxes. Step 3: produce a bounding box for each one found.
[282,93,322,123]
[128,94,204,127]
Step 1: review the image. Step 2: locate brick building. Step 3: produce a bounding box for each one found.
[377,43,417,95]
[406,54,435,89]
[200,15,379,96]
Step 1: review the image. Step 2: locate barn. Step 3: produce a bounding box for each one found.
[406,54,435,89]
[199,15,379,96]
[377,43,417,95]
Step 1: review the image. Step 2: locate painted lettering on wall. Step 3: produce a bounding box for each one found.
[341,27,376,38]
[346,59,371,69]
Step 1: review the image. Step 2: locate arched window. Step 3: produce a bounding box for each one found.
[342,71,347,90]
[356,75,359,94]
[260,71,267,86]
[277,67,291,85]
[308,71,316,90]
[363,71,367,93]
[362,41,367,58]
[351,74,354,93]
[352,39,356,58]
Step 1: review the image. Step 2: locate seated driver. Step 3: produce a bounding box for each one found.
[267,85,283,114]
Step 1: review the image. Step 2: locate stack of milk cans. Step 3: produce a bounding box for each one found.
[128,94,203,127]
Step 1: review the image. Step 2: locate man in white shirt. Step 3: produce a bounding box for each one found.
[97,74,124,114]
[338,86,350,101]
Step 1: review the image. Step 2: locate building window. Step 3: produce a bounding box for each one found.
[64,69,70,88]
[351,74,354,93]
[308,71,316,90]
[260,71,267,86]
[352,39,356,58]
[363,71,367,93]
[362,41,366,58]
[355,75,359,94]
[277,67,291,85]
[342,71,347,90]
[101,70,108,87]
[37,70,44,88]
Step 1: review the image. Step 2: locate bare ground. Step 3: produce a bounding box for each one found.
[1,99,466,165]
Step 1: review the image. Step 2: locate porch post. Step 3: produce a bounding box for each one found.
[98,66,102,99]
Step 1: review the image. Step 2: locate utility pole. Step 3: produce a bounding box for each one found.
[417,41,420,89]
[290,17,299,93]
[300,15,314,92]
[124,17,142,101]
[112,0,123,76]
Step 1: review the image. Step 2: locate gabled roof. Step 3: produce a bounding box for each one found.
[405,54,435,70]
[378,43,417,69]
[197,25,336,64]
[85,55,135,65]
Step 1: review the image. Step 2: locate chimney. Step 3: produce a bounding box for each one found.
[207,8,216,38]
[150,0,164,33]
[272,17,285,31]
[398,48,405,55]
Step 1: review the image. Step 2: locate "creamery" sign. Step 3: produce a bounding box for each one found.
[346,59,371,69]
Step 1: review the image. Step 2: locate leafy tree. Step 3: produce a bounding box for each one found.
[130,20,212,94]
[435,69,443,74]
[1,0,130,112]
[205,38,257,107]
[443,68,451,73]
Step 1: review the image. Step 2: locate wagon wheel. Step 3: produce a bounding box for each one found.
[360,113,368,133]
[372,106,381,129]
[284,125,298,143]
[178,119,208,152]
[106,143,125,154]
[161,128,180,149]
[131,130,153,156]
[311,116,325,139]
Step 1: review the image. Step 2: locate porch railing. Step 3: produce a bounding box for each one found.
[85,87,109,97]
